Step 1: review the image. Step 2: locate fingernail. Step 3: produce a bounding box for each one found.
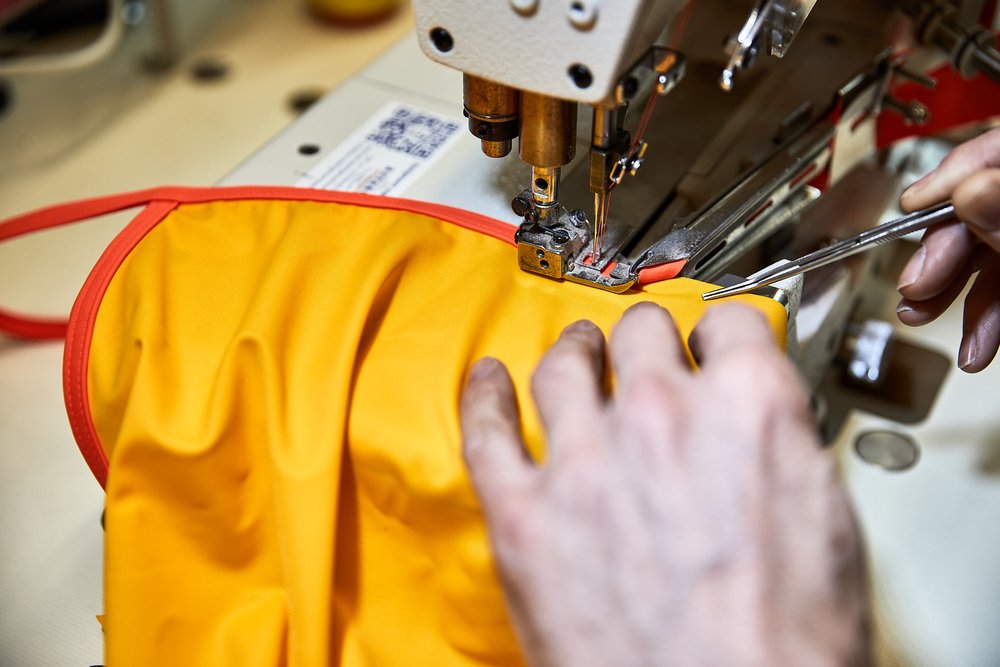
[564,320,598,335]
[960,333,978,371]
[897,245,926,291]
[896,299,914,316]
[470,357,501,380]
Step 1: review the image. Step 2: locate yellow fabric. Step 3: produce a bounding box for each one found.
[88,199,787,666]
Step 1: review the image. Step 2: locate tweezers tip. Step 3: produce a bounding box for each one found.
[701,283,753,301]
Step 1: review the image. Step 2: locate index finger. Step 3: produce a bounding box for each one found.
[901,127,1000,212]
[688,304,785,373]
[608,302,691,392]
[460,358,536,502]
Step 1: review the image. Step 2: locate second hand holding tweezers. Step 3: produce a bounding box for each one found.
[701,201,956,301]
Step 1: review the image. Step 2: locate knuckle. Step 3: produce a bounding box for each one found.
[619,375,688,442]
[621,372,675,408]
[491,500,540,553]
[534,339,598,386]
[726,350,802,400]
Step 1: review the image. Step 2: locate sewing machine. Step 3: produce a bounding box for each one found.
[224,3,999,433]
[363,0,998,437]
[410,0,994,289]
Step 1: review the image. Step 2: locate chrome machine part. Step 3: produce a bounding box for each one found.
[854,429,921,471]
[701,201,956,300]
[839,319,896,385]
[902,0,1000,84]
[514,49,935,294]
[631,116,832,280]
[721,0,818,91]
[629,51,933,283]
[516,45,686,279]
[513,197,638,292]
[587,47,686,258]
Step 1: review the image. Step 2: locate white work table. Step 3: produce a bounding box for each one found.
[2,1,1000,665]
[0,1,412,663]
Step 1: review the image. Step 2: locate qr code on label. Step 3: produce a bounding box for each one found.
[366,107,460,159]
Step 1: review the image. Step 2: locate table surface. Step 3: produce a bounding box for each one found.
[0,2,412,664]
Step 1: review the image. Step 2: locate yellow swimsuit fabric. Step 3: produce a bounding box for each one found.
[86,198,787,666]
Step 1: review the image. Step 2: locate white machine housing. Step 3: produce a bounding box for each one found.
[412,0,686,104]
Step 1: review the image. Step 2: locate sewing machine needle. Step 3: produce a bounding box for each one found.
[593,192,602,261]
[701,201,956,301]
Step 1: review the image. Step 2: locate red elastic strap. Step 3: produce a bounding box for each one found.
[0,189,178,340]
[0,185,521,341]
[5,185,519,488]
[0,310,67,340]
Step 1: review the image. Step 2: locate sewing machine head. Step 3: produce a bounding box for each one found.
[405,0,999,434]
[412,0,822,291]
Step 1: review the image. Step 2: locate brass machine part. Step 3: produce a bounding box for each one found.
[519,92,578,218]
[519,92,577,167]
[463,75,520,158]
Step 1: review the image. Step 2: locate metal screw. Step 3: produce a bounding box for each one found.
[512,195,531,218]
[552,229,570,244]
[568,0,598,29]
[568,63,593,89]
[429,27,454,53]
[510,0,539,14]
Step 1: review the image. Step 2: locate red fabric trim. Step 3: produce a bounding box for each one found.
[0,310,66,340]
[146,185,521,245]
[637,260,687,284]
[0,189,192,340]
[0,186,520,340]
[5,184,688,488]
[63,201,179,489]
[43,185,524,488]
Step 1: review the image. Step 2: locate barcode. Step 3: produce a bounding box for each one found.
[365,107,460,159]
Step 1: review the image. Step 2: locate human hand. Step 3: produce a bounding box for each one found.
[460,303,867,667]
[898,127,1000,372]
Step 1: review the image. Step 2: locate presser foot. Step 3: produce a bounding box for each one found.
[512,191,636,293]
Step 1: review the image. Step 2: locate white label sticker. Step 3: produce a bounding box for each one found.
[296,102,463,196]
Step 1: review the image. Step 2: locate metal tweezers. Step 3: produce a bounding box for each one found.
[701,201,956,301]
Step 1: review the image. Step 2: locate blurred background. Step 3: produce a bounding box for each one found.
[0,1,410,664]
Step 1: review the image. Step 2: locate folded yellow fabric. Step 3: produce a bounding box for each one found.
[12,188,787,665]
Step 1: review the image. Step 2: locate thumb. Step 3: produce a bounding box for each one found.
[952,168,1000,254]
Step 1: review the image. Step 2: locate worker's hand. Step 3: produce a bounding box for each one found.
[460,303,867,667]
[898,127,1000,372]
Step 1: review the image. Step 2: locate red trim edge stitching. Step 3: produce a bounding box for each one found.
[12,184,686,489]
[54,185,522,489]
